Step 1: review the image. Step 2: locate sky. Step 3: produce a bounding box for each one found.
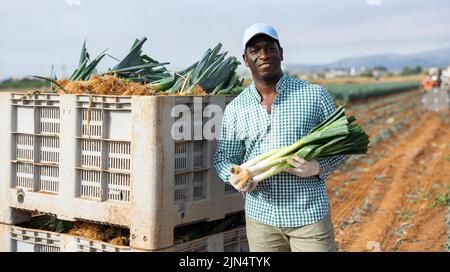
[1,0,450,79]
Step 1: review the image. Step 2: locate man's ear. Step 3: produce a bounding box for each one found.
[280,47,284,61]
[242,53,249,67]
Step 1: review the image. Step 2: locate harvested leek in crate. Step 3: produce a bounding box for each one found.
[231,105,369,186]
[150,43,243,95]
[34,39,244,96]
[34,37,170,95]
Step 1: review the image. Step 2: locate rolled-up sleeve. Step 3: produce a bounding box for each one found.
[316,87,350,180]
[213,106,244,183]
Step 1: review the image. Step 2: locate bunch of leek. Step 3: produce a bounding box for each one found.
[149,43,243,95]
[69,40,107,81]
[32,40,106,92]
[33,37,170,92]
[108,37,170,83]
[231,105,369,187]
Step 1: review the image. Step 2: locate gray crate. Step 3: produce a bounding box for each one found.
[0,223,248,252]
[0,93,243,250]
[421,88,450,111]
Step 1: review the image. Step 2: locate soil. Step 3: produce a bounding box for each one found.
[327,89,450,252]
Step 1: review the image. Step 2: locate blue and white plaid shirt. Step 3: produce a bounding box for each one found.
[214,73,349,227]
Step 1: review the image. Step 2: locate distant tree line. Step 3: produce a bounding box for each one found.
[400,65,422,75]
[0,78,48,89]
[359,65,422,77]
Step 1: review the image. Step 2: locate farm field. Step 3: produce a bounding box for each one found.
[309,75,423,85]
[327,88,450,252]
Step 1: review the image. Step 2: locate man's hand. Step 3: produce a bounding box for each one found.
[229,170,258,193]
[284,156,320,178]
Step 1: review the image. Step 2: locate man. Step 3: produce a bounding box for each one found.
[213,23,350,252]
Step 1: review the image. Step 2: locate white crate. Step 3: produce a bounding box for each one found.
[173,226,249,252]
[422,88,450,111]
[0,223,248,252]
[0,93,243,250]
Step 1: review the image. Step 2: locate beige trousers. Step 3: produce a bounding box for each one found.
[245,213,337,252]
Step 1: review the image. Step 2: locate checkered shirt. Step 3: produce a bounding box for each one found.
[213,73,350,227]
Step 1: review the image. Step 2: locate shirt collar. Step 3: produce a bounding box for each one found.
[276,73,289,93]
[249,73,289,102]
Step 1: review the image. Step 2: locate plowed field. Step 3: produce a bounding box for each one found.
[328,89,450,252]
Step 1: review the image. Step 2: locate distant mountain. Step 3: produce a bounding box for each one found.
[286,47,450,73]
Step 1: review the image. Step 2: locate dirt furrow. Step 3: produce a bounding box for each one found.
[344,113,442,251]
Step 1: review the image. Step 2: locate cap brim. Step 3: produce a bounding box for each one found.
[244,33,279,51]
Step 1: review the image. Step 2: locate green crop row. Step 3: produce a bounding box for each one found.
[324,81,420,102]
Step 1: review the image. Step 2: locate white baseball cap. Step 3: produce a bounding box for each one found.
[242,23,279,51]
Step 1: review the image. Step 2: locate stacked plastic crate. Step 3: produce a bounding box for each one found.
[421,88,450,111]
[0,93,245,251]
[0,223,248,252]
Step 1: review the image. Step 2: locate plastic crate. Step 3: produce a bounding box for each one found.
[0,93,243,250]
[421,88,450,111]
[0,223,248,252]
[8,94,61,194]
[173,226,248,252]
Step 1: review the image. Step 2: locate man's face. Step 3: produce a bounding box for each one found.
[243,34,283,82]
